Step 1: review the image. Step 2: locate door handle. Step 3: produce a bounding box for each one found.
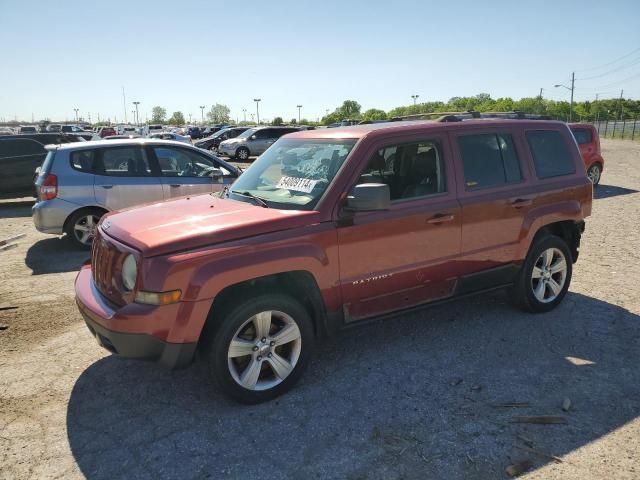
[169,184,181,188]
[101,185,113,189]
[510,198,533,208]
[427,213,455,224]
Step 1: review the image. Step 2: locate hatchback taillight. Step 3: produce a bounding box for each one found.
[40,174,58,200]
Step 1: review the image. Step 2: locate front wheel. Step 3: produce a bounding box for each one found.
[236,147,250,161]
[207,293,314,403]
[511,234,573,313]
[587,163,601,186]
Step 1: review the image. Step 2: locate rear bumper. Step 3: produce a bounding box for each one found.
[75,266,197,369]
[32,198,77,234]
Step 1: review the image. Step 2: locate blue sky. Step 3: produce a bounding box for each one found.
[1,0,639,123]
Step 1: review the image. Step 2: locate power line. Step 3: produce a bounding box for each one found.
[575,46,640,73]
[587,71,640,90]
[576,56,640,81]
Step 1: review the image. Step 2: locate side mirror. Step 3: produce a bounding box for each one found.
[210,168,224,180]
[250,135,257,140]
[345,183,390,211]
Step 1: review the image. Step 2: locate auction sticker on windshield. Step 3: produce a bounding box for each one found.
[276,176,318,193]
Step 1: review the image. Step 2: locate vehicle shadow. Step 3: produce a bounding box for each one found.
[66,291,640,479]
[594,184,639,200]
[25,237,89,275]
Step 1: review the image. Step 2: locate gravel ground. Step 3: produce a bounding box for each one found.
[1,139,639,479]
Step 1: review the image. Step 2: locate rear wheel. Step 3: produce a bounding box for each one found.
[206,293,314,404]
[236,147,250,161]
[587,163,601,186]
[511,234,572,313]
[65,208,105,248]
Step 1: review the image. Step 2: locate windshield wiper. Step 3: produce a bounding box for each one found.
[230,190,269,208]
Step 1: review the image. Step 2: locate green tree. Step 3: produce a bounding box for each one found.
[167,111,185,125]
[290,118,297,125]
[272,116,283,126]
[206,104,231,123]
[151,106,167,123]
[362,109,387,121]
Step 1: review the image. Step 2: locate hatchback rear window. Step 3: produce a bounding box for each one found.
[570,128,593,145]
[458,133,522,190]
[526,130,576,179]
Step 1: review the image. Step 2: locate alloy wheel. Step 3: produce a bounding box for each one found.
[587,165,601,185]
[530,247,568,303]
[227,310,302,391]
[73,214,100,245]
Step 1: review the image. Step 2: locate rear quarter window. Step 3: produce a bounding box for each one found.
[570,128,593,145]
[526,130,576,179]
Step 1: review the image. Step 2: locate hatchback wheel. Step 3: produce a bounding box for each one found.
[236,147,250,161]
[587,164,601,186]
[511,234,573,313]
[207,293,314,403]
[66,209,105,248]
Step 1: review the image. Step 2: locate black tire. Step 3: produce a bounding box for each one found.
[236,147,250,161]
[207,293,314,404]
[587,163,601,186]
[65,208,106,249]
[511,234,573,313]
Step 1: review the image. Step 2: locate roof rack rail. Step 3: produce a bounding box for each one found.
[390,110,551,122]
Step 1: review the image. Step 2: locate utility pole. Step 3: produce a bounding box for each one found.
[569,72,575,123]
[618,89,624,120]
[254,98,261,125]
[189,113,192,124]
[73,108,79,122]
[411,94,419,105]
[133,101,140,126]
[595,94,600,124]
[538,88,543,99]
[297,104,302,123]
[122,87,127,123]
[200,105,205,125]
[242,109,247,122]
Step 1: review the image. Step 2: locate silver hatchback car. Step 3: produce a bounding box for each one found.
[33,138,240,247]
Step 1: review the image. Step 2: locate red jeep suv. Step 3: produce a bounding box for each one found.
[75,119,592,403]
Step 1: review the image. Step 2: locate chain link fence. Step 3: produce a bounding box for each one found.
[593,117,639,141]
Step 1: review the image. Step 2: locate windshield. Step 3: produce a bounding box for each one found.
[236,128,257,140]
[227,138,357,210]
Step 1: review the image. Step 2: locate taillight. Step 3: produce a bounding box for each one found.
[40,174,58,200]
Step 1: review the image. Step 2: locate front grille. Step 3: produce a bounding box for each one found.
[91,230,127,306]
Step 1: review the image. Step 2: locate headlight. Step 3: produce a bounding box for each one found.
[122,254,137,291]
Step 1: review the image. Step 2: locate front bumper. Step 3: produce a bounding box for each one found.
[217,143,237,156]
[75,266,197,369]
[32,198,78,234]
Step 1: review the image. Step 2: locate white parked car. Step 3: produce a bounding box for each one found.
[149,132,192,144]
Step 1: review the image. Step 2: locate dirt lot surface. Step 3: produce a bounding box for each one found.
[1,140,639,479]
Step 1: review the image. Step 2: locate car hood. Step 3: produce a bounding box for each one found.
[101,195,319,257]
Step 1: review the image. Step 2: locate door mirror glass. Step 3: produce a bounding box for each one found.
[250,135,257,140]
[346,183,390,211]
[209,167,224,180]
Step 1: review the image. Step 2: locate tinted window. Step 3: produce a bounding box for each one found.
[154,147,231,178]
[527,130,576,178]
[70,150,96,173]
[253,129,273,139]
[357,140,446,201]
[570,128,593,145]
[458,134,522,189]
[0,139,44,158]
[95,147,152,176]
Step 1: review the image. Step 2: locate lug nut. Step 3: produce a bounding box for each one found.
[267,353,272,358]
[257,355,262,361]
[252,346,259,352]
[261,337,266,343]
[270,341,275,347]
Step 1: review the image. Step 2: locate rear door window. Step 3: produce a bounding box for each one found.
[526,130,576,178]
[95,147,153,176]
[458,133,522,189]
[70,150,96,173]
[570,128,593,145]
